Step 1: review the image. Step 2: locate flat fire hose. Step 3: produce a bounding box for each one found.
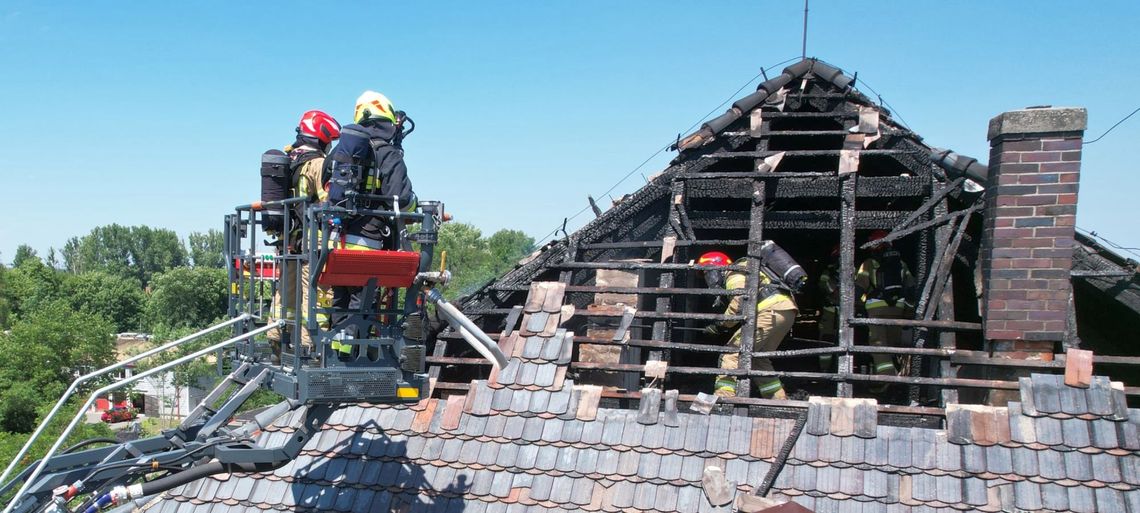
[425,289,509,369]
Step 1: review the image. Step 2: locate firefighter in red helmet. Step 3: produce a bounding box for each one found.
[266,110,341,357]
[700,251,798,400]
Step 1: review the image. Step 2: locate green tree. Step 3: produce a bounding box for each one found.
[431,224,535,299]
[12,245,38,267]
[5,258,66,321]
[0,264,11,329]
[62,225,187,285]
[144,267,228,330]
[486,229,535,275]
[188,229,226,269]
[0,300,116,415]
[64,272,145,332]
[0,398,114,497]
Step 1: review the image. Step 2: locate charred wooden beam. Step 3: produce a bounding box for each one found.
[735,180,766,398]
[861,203,981,249]
[847,317,981,331]
[688,210,912,230]
[578,239,749,250]
[463,307,746,323]
[553,261,746,271]
[700,148,920,159]
[490,284,744,296]
[892,177,965,233]
[837,174,857,397]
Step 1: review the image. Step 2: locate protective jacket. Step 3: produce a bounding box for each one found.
[325,122,416,249]
[855,254,916,310]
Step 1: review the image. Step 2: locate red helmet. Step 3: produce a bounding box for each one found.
[698,251,732,266]
[298,110,341,145]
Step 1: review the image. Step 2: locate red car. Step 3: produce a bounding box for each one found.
[100,406,138,423]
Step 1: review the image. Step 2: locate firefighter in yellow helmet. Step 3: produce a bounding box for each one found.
[323,91,417,351]
[700,249,800,400]
[855,230,916,392]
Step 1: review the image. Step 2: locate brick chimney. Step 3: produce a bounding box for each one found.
[981,107,1087,352]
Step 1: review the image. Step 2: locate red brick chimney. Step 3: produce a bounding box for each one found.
[981,107,1086,354]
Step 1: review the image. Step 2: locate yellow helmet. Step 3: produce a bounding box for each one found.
[354,90,398,125]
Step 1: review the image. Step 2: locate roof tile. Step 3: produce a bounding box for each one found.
[576,385,602,421]
[570,477,595,506]
[807,398,832,436]
[863,431,888,467]
[601,410,629,445]
[839,467,864,496]
[540,416,564,443]
[639,452,664,480]
[622,413,647,446]
[1085,375,1116,416]
[618,450,641,476]
[1094,487,1127,513]
[547,386,572,415]
[961,477,988,506]
[1019,377,1040,417]
[611,481,636,508]
[911,429,936,470]
[1013,480,1043,511]
[1121,453,1140,485]
[793,433,820,463]
[1037,449,1065,480]
[495,442,519,468]
[793,463,818,492]
[1040,482,1070,512]
[556,446,580,472]
[491,387,513,412]
[1060,378,1091,415]
[490,470,513,498]
[477,441,501,467]
[663,389,681,427]
[840,433,866,464]
[497,360,521,386]
[502,415,525,440]
[816,465,841,494]
[1061,449,1094,482]
[1122,411,1140,450]
[524,283,547,313]
[534,363,558,388]
[1007,402,1037,444]
[637,388,663,425]
[540,331,565,361]
[463,415,489,438]
[1090,452,1123,483]
[728,415,752,456]
[707,414,732,454]
[550,475,575,504]
[458,439,482,464]
[515,443,539,469]
[1067,485,1097,513]
[1035,416,1064,446]
[484,414,507,438]
[984,444,1012,475]
[522,416,545,442]
[596,446,620,475]
[1063,417,1093,448]
[961,444,986,474]
[535,445,559,471]
[685,411,711,452]
[1030,373,1064,414]
[910,472,937,502]
[885,428,911,469]
[1010,446,1038,477]
[681,454,706,482]
[945,404,973,445]
[516,362,539,386]
[853,399,879,438]
[470,469,496,496]
[654,483,680,511]
[575,447,600,474]
[1089,418,1120,449]
[863,469,888,499]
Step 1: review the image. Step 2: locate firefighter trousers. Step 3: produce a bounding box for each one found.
[718,306,797,398]
[267,259,313,347]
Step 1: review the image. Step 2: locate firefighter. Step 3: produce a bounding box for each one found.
[855,230,916,391]
[325,91,417,348]
[817,244,841,370]
[266,110,341,357]
[701,251,798,400]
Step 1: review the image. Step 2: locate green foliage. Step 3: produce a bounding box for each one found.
[0,265,10,329]
[0,301,116,406]
[188,229,226,269]
[3,259,66,327]
[144,267,228,331]
[0,398,114,494]
[64,272,145,332]
[12,245,38,267]
[433,223,534,299]
[0,384,39,433]
[62,224,188,285]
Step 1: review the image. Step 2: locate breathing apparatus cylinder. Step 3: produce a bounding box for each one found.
[260,150,291,233]
[757,240,807,292]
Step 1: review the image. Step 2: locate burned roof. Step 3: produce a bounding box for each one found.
[155,57,1140,511]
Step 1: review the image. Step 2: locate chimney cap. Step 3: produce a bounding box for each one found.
[988,107,1087,141]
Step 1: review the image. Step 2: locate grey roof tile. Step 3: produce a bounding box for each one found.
[477,441,501,466]
[621,414,646,446]
[817,434,842,464]
[863,433,888,467]
[516,362,539,386]
[816,465,841,494]
[748,460,771,485]
[638,452,663,479]
[550,475,575,504]
[540,332,565,361]
[1068,486,1098,513]
[502,415,525,440]
[1037,449,1065,480]
[945,404,973,444]
[491,387,514,411]
[540,417,565,443]
[497,359,521,386]
[351,489,377,513]
[984,444,1012,475]
[535,363,557,387]
[483,415,507,438]
[863,469,888,498]
[618,450,640,476]
[1110,385,1131,421]
[1095,487,1127,513]
[509,472,533,491]
[1039,482,1070,512]
[1035,416,1064,445]
[516,443,539,469]
[463,414,489,438]
[934,474,962,505]
[681,455,705,482]
[611,481,636,508]
[522,416,545,442]
[571,477,595,506]
[495,441,519,468]
[853,400,879,439]
[961,477,988,506]
[548,387,572,415]
[489,471,513,498]
[885,429,911,469]
[839,467,864,496]
[1090,418,1120,449]
[1126,487,1140,513]
[392,408,418,431]
[1013,480,1043,511]
[1007,402,1037,444]
[1123,411,1140,450]
[525,313,550,334]
[358,460,383,486]
[596,447,620,475]
[961,444,986,474]
[660,453,684,480]
[576,448,600,474]
[840,433,866,464]
[535,445,560,472]
[561,418,584,444]
[1063,417,1092,448]
[728,415,752,456]
[724,457,749,486]
[580,410,607,444]
[1010,446,1038,477]
[1122,453,1140,485]
[643,418,667,449]
[1031,373,1064,414]
[654,483,680,511]
[601,410,628,445]
[1090,451,1123,483]
[933,434,960,472]
[664,415,689,452]
[663,389,680,427]
[633,481,658,510]
[1063,450,1094,481]
[793,433,820,463]
[792,463,817,492]
[459,439,482,464]
[706,414,731,454]
[556,446,580,472]
[912,430,937,470]
[637,388,662,425]
[1085,375,1116,416]
[559,384,581,421]
[1060,381,1090,415]
[471,469,495,496]
[911,473,937,502]
[806,399,832,436]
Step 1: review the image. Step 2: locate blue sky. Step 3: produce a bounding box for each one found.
[2,1,1138,263]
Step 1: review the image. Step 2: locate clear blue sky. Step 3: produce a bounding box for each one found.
[2,1,1138,263]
